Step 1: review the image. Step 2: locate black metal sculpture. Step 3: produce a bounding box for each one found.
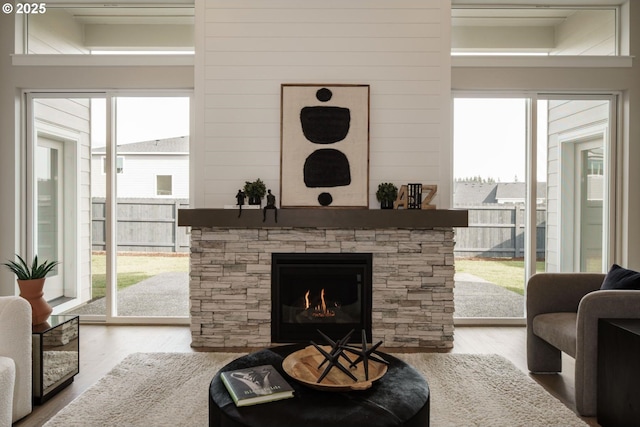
[236,190,245,218]
[311,329,388,383]
[263,189,277,223]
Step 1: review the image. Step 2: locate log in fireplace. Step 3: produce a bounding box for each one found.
[271,253,372,343]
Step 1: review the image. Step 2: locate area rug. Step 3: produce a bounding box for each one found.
[43,352,587,427]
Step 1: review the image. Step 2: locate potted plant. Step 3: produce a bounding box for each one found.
[3,254,59,325]
[244,179,267,206]
[376,182,398,209]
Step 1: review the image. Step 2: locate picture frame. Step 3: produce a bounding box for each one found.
[280,84,370,208]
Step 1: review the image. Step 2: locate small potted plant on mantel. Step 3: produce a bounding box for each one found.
[3,254,59,325]
[244,178,267,206]
[376,182,398,209]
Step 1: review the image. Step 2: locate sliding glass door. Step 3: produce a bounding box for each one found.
[27,93,191,322]
[453,94,616,321]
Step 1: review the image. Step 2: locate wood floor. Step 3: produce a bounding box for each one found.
[15,324,599,427]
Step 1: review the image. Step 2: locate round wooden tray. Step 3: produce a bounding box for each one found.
[282,345,387,391]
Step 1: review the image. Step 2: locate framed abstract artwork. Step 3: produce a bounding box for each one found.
[280,84,370,208]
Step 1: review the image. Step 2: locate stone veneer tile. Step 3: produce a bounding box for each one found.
[189,226,456,349]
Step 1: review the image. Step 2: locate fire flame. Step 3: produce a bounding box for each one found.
[304,288,335,318]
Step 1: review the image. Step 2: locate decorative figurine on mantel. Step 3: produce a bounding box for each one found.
[235,189,245,217]
[263,189,278,223]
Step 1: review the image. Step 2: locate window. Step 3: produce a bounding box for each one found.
[452,7,618,56]
[25,5,194,55]
[102,156,124,174]
[27,93,190,323]
[156,175,173,196]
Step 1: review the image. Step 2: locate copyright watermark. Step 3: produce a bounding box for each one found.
[3,3,47,14]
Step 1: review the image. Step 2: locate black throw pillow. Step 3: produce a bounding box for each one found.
[601,264,640,290]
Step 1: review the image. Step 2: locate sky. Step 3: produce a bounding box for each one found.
[453,98,547,183]
[91,97,190,147]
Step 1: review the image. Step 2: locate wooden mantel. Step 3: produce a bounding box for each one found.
[178,208,468,228]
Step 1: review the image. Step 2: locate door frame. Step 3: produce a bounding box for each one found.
[558,122,611,273]
[27,115,81,304]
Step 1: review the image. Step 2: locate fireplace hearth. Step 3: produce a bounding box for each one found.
[271,253,372,343]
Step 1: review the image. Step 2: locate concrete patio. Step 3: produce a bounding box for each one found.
[65,271,524,319]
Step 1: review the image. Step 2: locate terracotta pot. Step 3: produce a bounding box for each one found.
[17,278,52,325]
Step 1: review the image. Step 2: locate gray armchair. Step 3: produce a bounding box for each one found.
[526,272,640,416]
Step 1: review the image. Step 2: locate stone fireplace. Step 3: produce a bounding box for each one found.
[271,252,372,343]
[180,208,467,349]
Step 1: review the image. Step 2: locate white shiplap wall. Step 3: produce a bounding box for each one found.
[196,0,451,208]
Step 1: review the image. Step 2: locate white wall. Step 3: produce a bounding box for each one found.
[195,0,452,208]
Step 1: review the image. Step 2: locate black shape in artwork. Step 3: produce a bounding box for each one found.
[304,149,351,188]
[316,88,332,102]
[318,192,333,206]
[300,106,350,144]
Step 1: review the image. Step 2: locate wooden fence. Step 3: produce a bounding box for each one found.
[92,198,190,253]
[91,199,545,258]
[454,204,546,259]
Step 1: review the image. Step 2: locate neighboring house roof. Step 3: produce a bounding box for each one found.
[92,136,189,154]
[495,182,546,203]
[454,181,547,205]
[453,182,498,205]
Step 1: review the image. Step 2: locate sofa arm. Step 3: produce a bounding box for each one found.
[0,297,32,422]
[0,357,15,427]
[526,273,604,322]
[576,289,640,353]
[574,290,640,415]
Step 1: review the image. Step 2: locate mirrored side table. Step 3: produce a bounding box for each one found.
[32,315,80,404]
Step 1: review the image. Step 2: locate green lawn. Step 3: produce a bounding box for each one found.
[90,255,538,300]
[91,254,188,300]
[455,258,545,295]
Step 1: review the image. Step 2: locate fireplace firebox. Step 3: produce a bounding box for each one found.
[271,253,372,343]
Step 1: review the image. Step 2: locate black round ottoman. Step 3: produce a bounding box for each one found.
[209,344,430,427]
